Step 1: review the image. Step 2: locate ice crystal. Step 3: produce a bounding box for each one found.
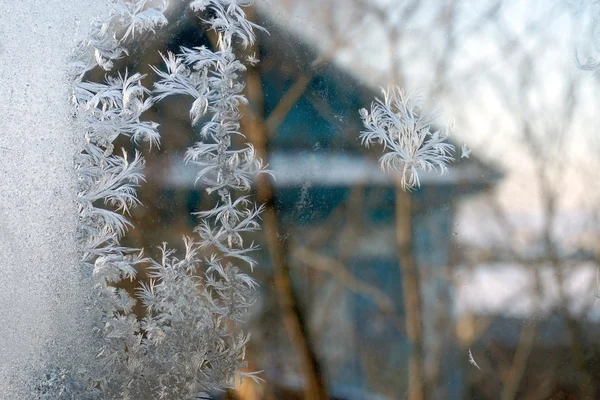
[88,241,258,398]
[359,87,454,190]
[71,0,168,76]
[153,0,271,273]
[461,143,471,159]
[468,348,481,370]
[35,0,264,398]
[74,71,160,151]
[246,53,259,65]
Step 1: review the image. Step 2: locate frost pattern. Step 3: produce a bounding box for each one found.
[359,87,454,190]
[468,348,481,370]
[152,0,270,269]
[71,0,168,76]
[568,0,600,71]
[36,0,263,398]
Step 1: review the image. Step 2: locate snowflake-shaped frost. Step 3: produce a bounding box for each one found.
[359,87,454,190]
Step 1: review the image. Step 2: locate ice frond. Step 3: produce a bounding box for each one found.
[78,149,145,212]
[45,0,264,397]
[359,86,455,191]
[74,71,160,150]
[93,250,147,286]
[468,348,481,370]
[152,5,268,273]
[72,0,169,75]
[185,144,268,193]
[151,51,207,102]
[117,1,169,41]
[191,0,266,49]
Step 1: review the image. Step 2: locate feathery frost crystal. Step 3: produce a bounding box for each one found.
[72,0,169,76]
[359,87,454,190]
[36,0,265,398]
[468,348,481,370]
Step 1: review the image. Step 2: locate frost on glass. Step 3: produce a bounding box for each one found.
[1,0,264,398]
[4,0,600,399]
[0,1,107,397]
[359,87,454,191]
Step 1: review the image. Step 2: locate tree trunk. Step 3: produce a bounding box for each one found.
[239,9,330,399]
[396,188,425,400]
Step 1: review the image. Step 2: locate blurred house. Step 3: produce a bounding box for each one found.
[123,8,502,400]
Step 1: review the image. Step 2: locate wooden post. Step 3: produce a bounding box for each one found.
[396,187,425,400]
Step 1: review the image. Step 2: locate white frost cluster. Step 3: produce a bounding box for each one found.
[74,72,160,152]
[72,0,168,75]
[152,0,270,269]
[359,87,454,190]
[35,0,264,398]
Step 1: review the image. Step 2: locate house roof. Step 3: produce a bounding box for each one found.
[156,150,499,190]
